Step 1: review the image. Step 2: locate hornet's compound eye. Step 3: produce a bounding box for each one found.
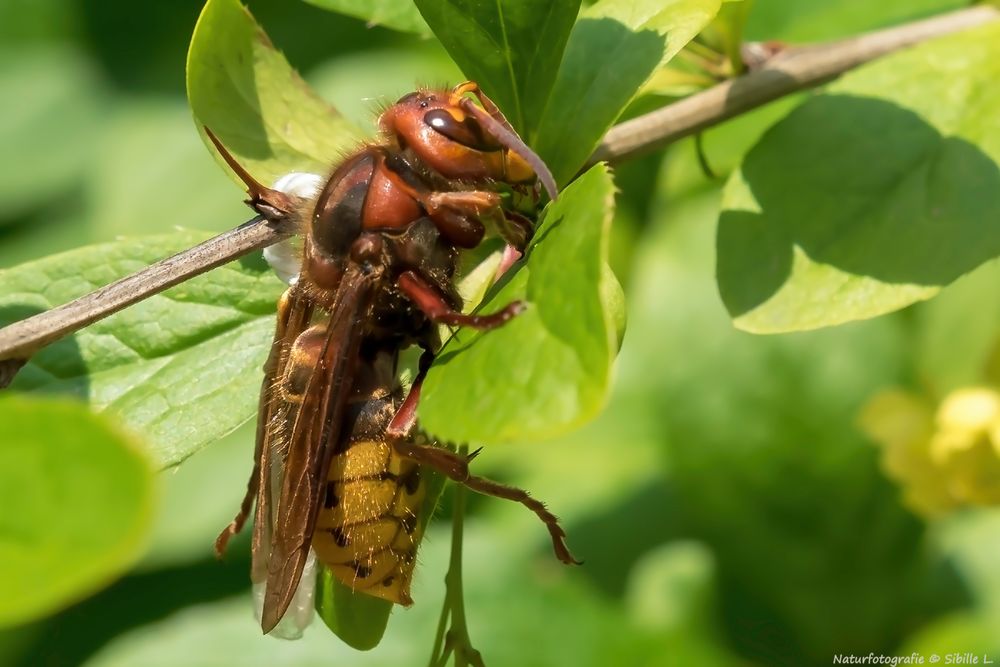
[396,91,436,108]
[424,109,501,152]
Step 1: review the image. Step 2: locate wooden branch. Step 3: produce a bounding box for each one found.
[590,5,999,165]
[1,4,997,385]
[0,215,294,386]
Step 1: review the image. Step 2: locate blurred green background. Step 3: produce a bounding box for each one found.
[2,0,1000,665]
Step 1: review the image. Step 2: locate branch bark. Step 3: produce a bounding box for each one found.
[0,4,997,384]
[0,215,294,385]
[590,4,999,165]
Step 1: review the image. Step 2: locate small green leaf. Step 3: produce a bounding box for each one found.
[705,0,752,73]
[534,0,721,184]
[0,232,284,468]
[314,573,392,650]
[0,45,104,221]
[717,22,1000,333]
[419,164,621,444]
[643,0,753,99]
[303,0,430,35]
[186,0,364,189]
[0,395,154,626]
[314,469,446,649]
[413,0,582,135]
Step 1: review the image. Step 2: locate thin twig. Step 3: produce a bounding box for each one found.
[590,4,999,165]
[428,594,452,667]
[0,5,996,383]
[0,215,294,384]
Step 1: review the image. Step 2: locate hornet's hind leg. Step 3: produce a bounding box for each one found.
[386,375,580,566]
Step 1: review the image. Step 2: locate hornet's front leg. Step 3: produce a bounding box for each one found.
[379,150,534,252]
[421,191,534,253]
[397,270,524,329]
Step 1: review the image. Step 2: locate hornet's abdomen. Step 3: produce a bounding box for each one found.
[312,434,427,604]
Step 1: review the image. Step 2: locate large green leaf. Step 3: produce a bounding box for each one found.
[413,0,581,136]
[534,0,721,185]
[745,0,967,42]
[0,232,284,467]
[418,164,621,444]
[0,395,154,626]
[303,0,430,35]
[718,22,1000,333]
[187,0,363,189]
[0,45,104,222]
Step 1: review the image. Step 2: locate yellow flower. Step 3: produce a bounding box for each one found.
[930,388,1000,505]
[859,390,955,517]
[859,387,1000,516]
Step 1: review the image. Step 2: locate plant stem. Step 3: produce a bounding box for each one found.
[428,580,452,667]
[427,446,485,667]
[685,38,725,63]
[590,4,998,166]
[446,469,473,666]
[674,45,726,78]
[0,214,294,385]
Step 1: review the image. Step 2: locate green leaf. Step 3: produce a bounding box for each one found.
[0,232,284,468]
[186,0,364,189]
[303,0,430,35]
[315,469,446,649]
[413,0,581,135]
[704,0,752,73]
[0,395,154,626]
[0,45,104,221]
[314,571,392,650]
[745,0,967,42]
[419,164,621,444]
[534,0,721,185]
[642,0,753,98]
[717,22,1000,333]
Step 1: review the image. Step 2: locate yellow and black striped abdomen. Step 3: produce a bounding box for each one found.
[312,437,426,604]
